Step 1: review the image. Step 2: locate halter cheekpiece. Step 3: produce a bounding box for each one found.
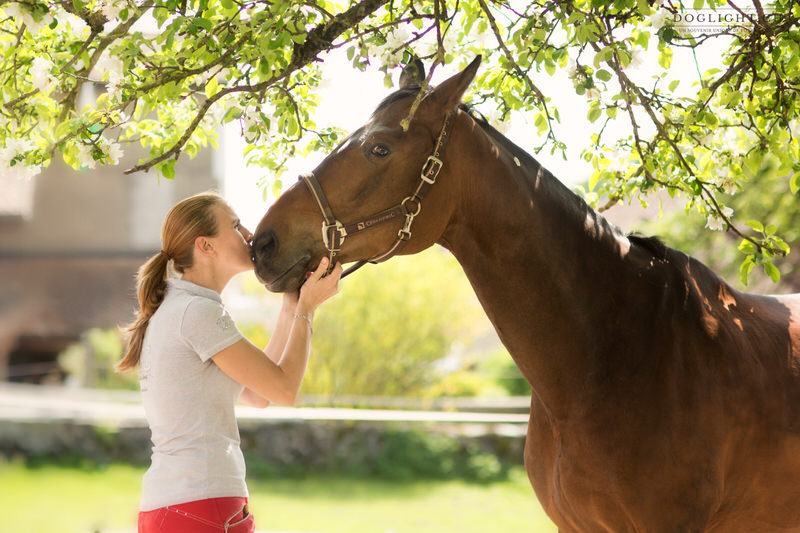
[300,110,455,278]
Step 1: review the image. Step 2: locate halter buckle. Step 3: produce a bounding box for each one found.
[322,220,347,252]
[421,156,443,184]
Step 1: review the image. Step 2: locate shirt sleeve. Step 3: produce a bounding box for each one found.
[179,296,245,361]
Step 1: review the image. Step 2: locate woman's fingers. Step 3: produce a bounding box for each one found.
[298,259,341,311]
[310,257,329,279]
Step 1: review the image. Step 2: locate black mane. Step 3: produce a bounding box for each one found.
[374,87,670,262]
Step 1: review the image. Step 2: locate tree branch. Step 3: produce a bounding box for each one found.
[125,0,391,175]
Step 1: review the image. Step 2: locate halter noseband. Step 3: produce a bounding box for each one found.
[300,111,455,278]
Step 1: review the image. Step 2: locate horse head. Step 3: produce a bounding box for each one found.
[252,57,482,292]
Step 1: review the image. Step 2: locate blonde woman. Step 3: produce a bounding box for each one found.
[117,192,341,533]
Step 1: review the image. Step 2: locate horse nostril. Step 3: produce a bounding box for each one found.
[253,229,278,263]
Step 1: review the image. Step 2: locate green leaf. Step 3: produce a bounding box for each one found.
[587,107,602,123]
[204,77,219,99]
[740,258,755,286]
[738,240,757,254]
[763,262,780,283]
[790,172,800,195]
[596,69,612,82]
[658,47,673,69]
[668,79,680,91]
[160,160,176,180]
[745,219,764,233]
[694,0,705,9]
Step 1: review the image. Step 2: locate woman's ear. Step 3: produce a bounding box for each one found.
[194,236,216,258]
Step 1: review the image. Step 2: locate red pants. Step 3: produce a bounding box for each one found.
[138,497,254,533]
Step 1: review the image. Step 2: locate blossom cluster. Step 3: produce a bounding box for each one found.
[0,138,42,181]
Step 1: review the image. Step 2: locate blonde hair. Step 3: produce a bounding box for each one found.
[116,191,226,372]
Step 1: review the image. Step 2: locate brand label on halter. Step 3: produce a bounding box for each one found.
[356,210,401,231]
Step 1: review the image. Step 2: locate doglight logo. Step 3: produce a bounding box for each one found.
[666,4,770,36]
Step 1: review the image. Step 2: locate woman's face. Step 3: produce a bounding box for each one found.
[211,203,255,273]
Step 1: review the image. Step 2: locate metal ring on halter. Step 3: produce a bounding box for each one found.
[401,196,422,217]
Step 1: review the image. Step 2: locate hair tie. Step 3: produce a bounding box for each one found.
[160,250,172,260]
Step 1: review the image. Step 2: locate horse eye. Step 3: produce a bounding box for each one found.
[371,144,390,157]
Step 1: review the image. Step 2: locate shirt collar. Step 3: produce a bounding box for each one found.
[167,278,222,303]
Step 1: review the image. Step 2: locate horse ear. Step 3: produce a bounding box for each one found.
[422,55,482,114]
[399,57,425,89]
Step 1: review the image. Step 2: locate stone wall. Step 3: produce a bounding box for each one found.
[0,418,527,480]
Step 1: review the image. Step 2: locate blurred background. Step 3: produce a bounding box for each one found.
[2,44,799,533]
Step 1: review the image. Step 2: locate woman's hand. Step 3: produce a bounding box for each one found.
[297,257,342,315]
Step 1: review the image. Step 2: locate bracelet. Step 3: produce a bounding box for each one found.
[294,313,313,332]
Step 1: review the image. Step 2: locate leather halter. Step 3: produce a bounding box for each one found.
[300,111,455,278]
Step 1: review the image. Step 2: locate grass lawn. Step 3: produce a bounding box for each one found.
[0,461,557,533]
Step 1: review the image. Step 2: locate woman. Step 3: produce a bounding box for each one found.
[117,191,342,533]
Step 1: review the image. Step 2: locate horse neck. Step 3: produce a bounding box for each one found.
[439,117,643,417]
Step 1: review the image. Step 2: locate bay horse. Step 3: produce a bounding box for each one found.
[252,56,800,532]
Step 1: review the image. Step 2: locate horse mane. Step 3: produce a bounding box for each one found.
[375,87,674,267]
[628,234,670,259]
[459,105,678,267]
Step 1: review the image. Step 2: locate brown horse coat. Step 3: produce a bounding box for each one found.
[253,57,800,532]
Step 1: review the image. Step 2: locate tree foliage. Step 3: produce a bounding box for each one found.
[300,248,480,398]
[1,0,798,281]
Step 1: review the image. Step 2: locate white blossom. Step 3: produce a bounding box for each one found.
[53,7,89,36]
[107,78,124,102]
[77,143,96,169]
[607,150,627,173]
[0,138,40,180]
[30,57,55,94]
[0,138,33,164]
[442,29,458,52]
[103,140,123,165]
[567,59,578,78]
[241,111,264,143]
[627,48,645,71]
[705,215,725,231]
[650,11,669,30]
[416,36,438,58]
[384,26,409,51]
[92,52,124,85]
[722,128,746,156]
[790,120,800,139]
[485,107,509,134]
[99,0,126,21]
[3,3,53,35]
[720,173,737,195]
[468,23,489,47]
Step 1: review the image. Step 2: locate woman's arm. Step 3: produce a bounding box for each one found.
[238,292,300,407]
[214,258,342,406]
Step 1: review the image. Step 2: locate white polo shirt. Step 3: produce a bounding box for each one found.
[138,278,247,511]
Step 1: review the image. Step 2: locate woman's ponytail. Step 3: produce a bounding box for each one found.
[116,191,224,372]
[116,251,170,372]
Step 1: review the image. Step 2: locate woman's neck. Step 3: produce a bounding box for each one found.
[180,265,232,295]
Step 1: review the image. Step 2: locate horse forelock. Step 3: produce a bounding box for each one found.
[372,87,422,117]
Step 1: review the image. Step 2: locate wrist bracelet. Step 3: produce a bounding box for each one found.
[294,313,313,332]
